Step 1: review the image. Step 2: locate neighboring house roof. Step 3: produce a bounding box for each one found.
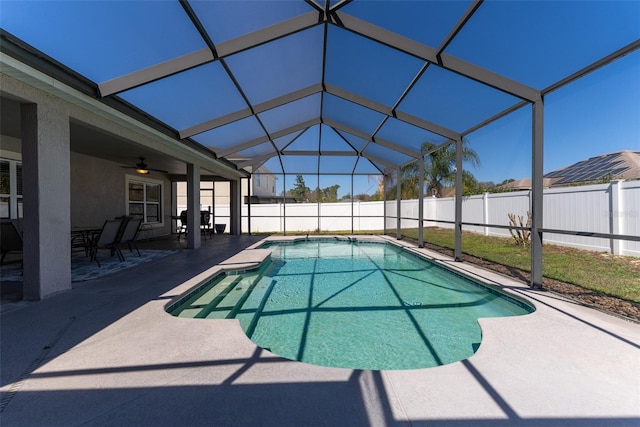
[440,187,455,198]
[497,178,554,191]
[496,150,640,192]
[544,150,640,186]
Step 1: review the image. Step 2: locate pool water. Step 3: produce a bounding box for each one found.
[168,239,533,370]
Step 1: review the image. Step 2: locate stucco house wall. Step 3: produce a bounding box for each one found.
[70,152,172,236]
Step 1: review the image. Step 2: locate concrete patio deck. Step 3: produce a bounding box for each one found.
[1,235,638,426]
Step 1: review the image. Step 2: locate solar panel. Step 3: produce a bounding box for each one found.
[611,167,630,176]
[545,151,635,184]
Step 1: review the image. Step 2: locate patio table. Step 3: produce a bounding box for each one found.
[71,226,101,256]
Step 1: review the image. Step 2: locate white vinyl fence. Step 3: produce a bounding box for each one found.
[195,180,640,257]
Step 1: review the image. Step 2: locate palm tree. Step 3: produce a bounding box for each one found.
[401,139,480,198]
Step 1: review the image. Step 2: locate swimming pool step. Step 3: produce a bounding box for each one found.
[205,272,262,319]
[176,276,243,318]
[190,275,243,319]
[226,273,264,319]
[191,275,239,306]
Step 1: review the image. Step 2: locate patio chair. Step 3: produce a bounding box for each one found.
[177,210,187,240]
[200,210,211,239]
[177,210,212,240]
[116,217,142,259]
[87,219,125,267]
[1,219,23,266]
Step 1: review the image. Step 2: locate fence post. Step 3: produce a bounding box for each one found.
[483,192,489,236]
[610,180,624,255]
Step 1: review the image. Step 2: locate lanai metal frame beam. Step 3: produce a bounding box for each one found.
[178,81,459,148]
[332,11,540,102]
[98,11,323,97]
[216,118,320,157]
[180,83,323,139]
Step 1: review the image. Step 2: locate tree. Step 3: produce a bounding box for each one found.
[321,184,340,202]
[290,174,310,201]
[308,184,340,203]
[461,170,480,196]
[400,139,480,198]
[354,193,372,201]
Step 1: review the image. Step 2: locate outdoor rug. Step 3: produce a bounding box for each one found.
[0,249,178,283]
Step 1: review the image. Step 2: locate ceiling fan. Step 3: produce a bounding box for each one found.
[121,157,168,175]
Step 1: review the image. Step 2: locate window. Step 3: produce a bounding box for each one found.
[0,158,23,219]
[255,172,261,187]
[127,176,162,224]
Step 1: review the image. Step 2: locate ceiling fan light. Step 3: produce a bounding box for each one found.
[136,168,150,175]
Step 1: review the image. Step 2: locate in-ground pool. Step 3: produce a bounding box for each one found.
[167,238,534,370]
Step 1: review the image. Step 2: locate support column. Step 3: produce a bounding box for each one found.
[418,156,424,248]
[531,98,544,289]
[186,163,201,249]
[396,170,401,239]
[246,177,252,235]
[382,174,387,235]
[230,179,241,235]
[170,181,178,233]
[454,137,463,261]
[351,174,354,234]
[21,103,71,300]
[282,178,286,235]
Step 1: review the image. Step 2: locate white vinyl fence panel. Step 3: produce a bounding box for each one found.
[460,195,485,234]
[543,184,611,252]
[213,180,639,256]
[485,192,531,238]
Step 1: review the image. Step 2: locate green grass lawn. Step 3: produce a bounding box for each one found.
[401,227,640,303]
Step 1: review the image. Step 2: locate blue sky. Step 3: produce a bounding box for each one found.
[468,49,640,185]
[1,0,638,197]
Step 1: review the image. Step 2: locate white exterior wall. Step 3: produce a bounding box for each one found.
[252,169,277,197]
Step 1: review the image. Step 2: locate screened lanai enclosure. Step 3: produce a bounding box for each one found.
[1,0,639,293]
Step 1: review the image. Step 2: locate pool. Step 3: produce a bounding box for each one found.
[167,238,534,370]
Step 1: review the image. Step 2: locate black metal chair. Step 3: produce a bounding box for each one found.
[86,219,124,267]
[177,210,212,240]
[200,210,211,239]
[177,210,188,240]
[116,218,142,259]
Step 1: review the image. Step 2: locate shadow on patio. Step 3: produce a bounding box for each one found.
[0,234,265,307]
